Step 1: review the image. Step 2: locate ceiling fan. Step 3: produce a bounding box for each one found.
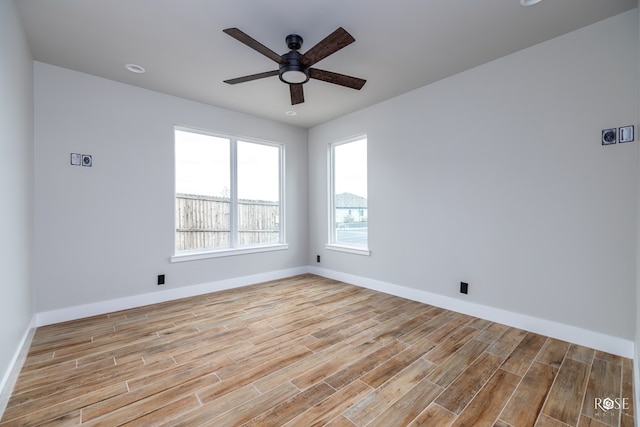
[223,27,366,105]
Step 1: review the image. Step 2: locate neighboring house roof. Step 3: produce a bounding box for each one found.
[336,192,367,208]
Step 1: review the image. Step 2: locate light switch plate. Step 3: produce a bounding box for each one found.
[619,126,634,143]
[70,153,81,166]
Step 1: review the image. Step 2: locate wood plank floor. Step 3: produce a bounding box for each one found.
[1,274,635,426]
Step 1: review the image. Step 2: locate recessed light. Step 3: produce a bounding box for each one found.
[125,63,145,74]
[520,0,542,5]
[285,110,297,116]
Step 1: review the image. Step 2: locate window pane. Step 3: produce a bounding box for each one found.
[333,138,367,247]
[237,141,281,246]
[175,130,230,251]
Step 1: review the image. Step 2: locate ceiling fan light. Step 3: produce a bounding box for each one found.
[125,63,145,74]
[520,0,542,5]
[280,68,309,84]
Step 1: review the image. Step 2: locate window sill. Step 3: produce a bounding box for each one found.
[171,243,289,263]
[325,244,371,256]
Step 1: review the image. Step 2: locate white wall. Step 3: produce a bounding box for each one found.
[309,11,639,341]
[0,0,35,396]
[636,4,640,414]
[34,63,308,313]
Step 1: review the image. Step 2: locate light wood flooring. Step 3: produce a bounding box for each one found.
[0,274,635,426]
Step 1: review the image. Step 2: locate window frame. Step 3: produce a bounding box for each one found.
[171,126,287,262]
[326,135,370,256]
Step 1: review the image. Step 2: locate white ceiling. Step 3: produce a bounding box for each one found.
[17,0,637,128]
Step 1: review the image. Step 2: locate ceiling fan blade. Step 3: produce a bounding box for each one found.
[308,68,366,90]
[223,28,285,64]
[290,84,304,105]
[224,70,279,85]
[300,27,355,67]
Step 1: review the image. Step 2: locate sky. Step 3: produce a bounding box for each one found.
[334,137,367,199]
[176,129,367,201]
[175,129,280,201]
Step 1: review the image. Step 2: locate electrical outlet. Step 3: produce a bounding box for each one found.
[316,255,321,263]
[157,274,165,285]
[460,282,468,294]
[81,154,92,167]
[602,128,617,145]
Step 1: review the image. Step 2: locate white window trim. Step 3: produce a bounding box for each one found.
[325,243,371,256]
[174,126,286,259]
[171,243,289,262]
[327,134,370,256]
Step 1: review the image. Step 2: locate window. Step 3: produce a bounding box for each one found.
[328,136,369,255]
[173,127,285,260]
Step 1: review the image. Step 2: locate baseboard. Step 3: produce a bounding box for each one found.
[34,264,635,358]
[0,315,37,418]
[36,266,310,326]
[309,266,634,359]
[635,344,639,426]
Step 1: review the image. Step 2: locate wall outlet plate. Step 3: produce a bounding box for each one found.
[619,126,634,143]
[602,128,617,145]
[81,154,92,167]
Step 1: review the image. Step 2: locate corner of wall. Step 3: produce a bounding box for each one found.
[0,0,37,418]
[0,316,37,418]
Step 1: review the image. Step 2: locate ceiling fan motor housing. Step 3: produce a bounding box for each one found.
[279,50,309,84]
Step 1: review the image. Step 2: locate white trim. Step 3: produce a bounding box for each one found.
[327,142,334,244]
[171,243,289,262]
[634,343,639,426]
[309,266,634,358]
[278,143,286,245]
[325,244,371,256]
[36,266,307,326]
[229,138,238,248]
[0,315,36,418]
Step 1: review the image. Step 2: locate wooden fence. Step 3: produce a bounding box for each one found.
[175,193,280,251]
